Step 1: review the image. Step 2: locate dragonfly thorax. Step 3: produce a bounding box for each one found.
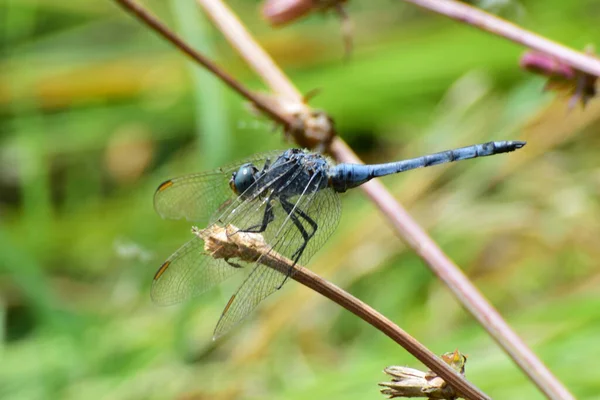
[229,163,259,196]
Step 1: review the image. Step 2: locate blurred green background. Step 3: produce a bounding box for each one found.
[1,0,600,399]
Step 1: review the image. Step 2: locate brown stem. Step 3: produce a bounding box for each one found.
[199,224,490,400]
[401,0,600,78]
[112,0,294,128]
[196,0,304,104]
[296,257,488,400]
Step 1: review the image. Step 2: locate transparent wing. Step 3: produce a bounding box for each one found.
[212,173,341,339]
[154,151,282,222]
[151,236,247,305]
[151,150,288,305]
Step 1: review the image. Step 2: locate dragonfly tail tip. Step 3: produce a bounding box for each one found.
[513,140,527,149]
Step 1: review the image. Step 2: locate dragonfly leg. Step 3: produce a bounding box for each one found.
[279,198,314,261]
[260,157,272,173]
[277,200,307,289]
[288,203,318,261]
[292,206,318,237]
[239,198,275,234]
[290,209,318,262]
[225,258,244,269]
[277,198,319,289]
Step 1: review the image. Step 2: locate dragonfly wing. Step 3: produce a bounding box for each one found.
[212,261,284,340]
[152,151,286,305]
[212,173,341,339]
[154,171,232,222]
[154,151,283,222]
[151,236,244,305]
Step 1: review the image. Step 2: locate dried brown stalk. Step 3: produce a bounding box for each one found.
[112,0,293,129]
[380,350,467,399]
[400,0,600,78]
[197,224,489,400]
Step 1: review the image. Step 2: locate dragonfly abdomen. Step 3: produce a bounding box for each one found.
[328,141,525,192]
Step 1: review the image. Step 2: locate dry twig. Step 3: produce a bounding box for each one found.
[379,350,468,399]
[196,224,489,400]
[399,0,600,78]
[113,0,293,129]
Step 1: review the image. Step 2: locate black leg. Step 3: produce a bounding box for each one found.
[225,259,244,269]
[260,157,272,173]
[292,205,318,238]
[286,200,319,259]
[279,198,311,263]
[239,199,274,234]
[277,198,320,289]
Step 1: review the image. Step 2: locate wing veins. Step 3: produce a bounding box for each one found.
[213,172,325,338]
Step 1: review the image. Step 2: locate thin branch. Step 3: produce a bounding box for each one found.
[113,0,293,128]
[195,0,338,151]
[197,0,303,104]
[194,2,574,399]
[195,0,303,103]
[198,224,490,400]
[401,0,600,78]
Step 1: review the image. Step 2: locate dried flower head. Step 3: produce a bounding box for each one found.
[379,350,468,399]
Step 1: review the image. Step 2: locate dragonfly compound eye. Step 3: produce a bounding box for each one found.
[230,163,258,195]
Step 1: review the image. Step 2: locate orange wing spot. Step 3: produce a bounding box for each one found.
[222,294,236,315]
[157,180,174,192]
[154,261,171,280]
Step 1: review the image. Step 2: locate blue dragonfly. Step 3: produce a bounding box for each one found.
[152,141,525,339]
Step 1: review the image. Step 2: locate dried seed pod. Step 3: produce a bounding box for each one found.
[379,350,468,399]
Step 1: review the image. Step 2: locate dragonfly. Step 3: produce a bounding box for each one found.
[152,140,525,339]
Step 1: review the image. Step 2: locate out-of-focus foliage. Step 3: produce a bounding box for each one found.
[1,0,599,399]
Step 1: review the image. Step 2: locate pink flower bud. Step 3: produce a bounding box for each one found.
[520,51,576,81]
[261,0,317,26]
[520,48,598,109]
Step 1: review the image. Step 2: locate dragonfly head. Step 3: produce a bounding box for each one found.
[230,163,259,195]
